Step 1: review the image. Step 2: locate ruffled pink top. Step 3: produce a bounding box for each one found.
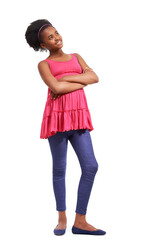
[40,53,94,139]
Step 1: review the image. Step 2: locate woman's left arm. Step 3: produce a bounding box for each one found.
[58,53,99,85]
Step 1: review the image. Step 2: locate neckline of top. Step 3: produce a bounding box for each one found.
[45,53,74,63]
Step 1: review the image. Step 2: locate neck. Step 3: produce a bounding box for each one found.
[49,49,64,58]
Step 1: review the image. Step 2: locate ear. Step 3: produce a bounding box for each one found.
[40,43,46,49]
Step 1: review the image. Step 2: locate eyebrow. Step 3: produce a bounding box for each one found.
[48,30,58,39]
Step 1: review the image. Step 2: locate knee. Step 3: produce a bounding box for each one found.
[83,160,99,181]
[90,161,99,175]
[53,168,66,181]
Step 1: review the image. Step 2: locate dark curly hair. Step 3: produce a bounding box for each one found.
[25,19,53,52]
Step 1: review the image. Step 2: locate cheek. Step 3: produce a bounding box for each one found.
[46,40,55,48]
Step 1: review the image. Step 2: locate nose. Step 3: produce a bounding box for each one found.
[55,36,59,41]
[54,34,60,41]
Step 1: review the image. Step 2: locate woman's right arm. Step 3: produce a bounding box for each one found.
[38,61,87,95]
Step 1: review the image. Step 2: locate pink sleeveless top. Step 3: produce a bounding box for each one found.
[40,53,94,139]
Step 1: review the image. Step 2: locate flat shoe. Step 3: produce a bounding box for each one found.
[72,226,106,235]
[53,225,66,235]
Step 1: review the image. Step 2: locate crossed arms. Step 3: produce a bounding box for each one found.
[38,53,99,99]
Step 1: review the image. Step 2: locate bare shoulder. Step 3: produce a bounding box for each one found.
[73,53,80,58]
[38,60,49,69]
[73,53,93,72]
[37,60,52,79]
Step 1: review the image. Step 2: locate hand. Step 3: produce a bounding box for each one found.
[56,77,64,82]
[49,90,62,100]
[83,67,93,73]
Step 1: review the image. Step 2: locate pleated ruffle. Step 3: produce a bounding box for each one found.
[40,108,94,139]
[40,89,94,139]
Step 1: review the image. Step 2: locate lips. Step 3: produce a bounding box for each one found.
[56,40,62,45]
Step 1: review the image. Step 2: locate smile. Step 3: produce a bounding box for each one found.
[56,40,62,45]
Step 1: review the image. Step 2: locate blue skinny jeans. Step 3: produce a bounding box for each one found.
[48,129,98,215]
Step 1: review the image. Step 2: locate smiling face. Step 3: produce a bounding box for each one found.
[40,26,63,51]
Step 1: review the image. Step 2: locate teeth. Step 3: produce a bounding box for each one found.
[56,40,61,45]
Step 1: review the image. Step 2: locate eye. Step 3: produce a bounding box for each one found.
[48,31,59,40]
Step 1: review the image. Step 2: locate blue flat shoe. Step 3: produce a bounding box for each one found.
[72,226,106,235]
[53,225,66,236]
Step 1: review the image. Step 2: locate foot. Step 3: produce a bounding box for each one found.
[72,226,106,235]
[73,213,98,231]
[74,221,98,231]
[54,211,67,230]
[55,221,67,230]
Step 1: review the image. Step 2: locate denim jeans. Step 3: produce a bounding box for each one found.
[48,129,98,215]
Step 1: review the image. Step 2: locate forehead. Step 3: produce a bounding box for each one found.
[42,26,57,36]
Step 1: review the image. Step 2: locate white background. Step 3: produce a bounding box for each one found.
[0,0,168,239]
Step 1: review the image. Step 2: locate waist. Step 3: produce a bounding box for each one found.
[43,88,89,116]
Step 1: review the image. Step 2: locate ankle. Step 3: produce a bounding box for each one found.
[58,218,67,223]
[58,216,67,222]
[74,213,87,225]
[58,211,67,223]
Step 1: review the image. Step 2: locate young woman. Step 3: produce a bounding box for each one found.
[25,19,106,236]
